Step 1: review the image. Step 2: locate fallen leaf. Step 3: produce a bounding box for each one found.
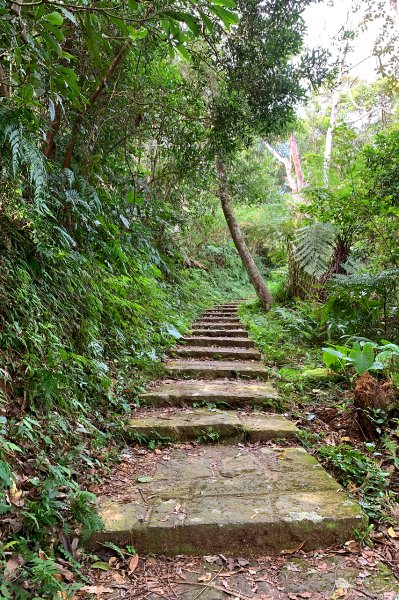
[8,482,24,507]
[387,527,398,538]
[203,555,219,563]
[198,572,212,582]
[81,585,114,595]
[331,589,347,599]
[55,563,74,581]
[4,555,23,581]
[299,593,312,599]
[129,553,139,573]
[281,541,305,555]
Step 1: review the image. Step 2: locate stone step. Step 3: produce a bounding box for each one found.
[196,316,241,322]
[92,446,367,556]
[191,328,248,338]
[165,359,268,379]
[201,312,238,318]
[128,410,298,443]
[193,322,244,330]
[140,379,279,407]
[171,346,261,360]
[202,308,238,314]
[182,336,254,348]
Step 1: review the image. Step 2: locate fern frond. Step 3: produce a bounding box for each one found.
[293,221,335,278]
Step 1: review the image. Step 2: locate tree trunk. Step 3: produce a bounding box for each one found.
[289,133,304,191]
[323,40,349,186]
[215,156,273,311]
[63,39,131,168]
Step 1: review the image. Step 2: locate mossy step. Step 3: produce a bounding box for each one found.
[182,336,254,348]
[165,359,268,379]
[91,446,367,556]
[192,322,244,330]
[191,328,248,337]
[128,409,297,443]
[171,346,261,360]
[140,379,279,407]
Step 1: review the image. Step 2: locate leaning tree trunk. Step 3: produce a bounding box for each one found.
[215,156,273,311]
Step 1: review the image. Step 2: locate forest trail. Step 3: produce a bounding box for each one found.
[91,303,366,556]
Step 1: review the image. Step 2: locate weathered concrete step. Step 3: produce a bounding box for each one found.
[193,322,244,330]
[196,316,241,322]
[171,346,261,360]
[165,359,268,379]
[191,328,248,338]
[202,309,238,315]
[92,446,367,556]
[128,410,297,443]
[140,379,279,407]
[182,336,254,348]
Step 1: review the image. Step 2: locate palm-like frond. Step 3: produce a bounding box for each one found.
[293,221,335,278]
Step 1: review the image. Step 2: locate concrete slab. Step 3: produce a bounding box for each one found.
[128,409,297,442]
[171,346,261,360]
[92,446,367,555]
[165,359,268,379]
[190,328,248,337]
[192,322,245,330]
[140,379,279,407]
[181,336,254,348]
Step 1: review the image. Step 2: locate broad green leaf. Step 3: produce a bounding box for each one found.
[199,10,214,31]
[208,5,239,28]
[59,7,77,24]
[42,21,65,42]
[91,561,109,571]
[349,342,375,375]
[127,191,135,204]
[211,0,237,7]
[40,32,63,56]
[43,11,64,26]
[128,27,148,41]
[176,44,190,60]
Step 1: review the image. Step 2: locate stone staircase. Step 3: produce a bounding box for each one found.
[92,302,366,555]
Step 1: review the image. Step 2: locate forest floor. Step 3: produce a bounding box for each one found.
[75,301,399,600]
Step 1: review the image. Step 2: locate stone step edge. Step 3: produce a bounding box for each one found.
[127,412,298,443]
[139,380,280,408]
[171,347,261,359]
[181,336,254,348]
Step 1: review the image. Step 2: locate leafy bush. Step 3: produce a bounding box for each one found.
[322,339,399,376]
[318,443,391,520]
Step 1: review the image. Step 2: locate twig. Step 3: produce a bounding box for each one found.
[352,587,378,599]
[178,580,252,600]
[192,567,223,600]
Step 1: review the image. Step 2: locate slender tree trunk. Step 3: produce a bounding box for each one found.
[264,140,297,195]
[289,133,304,191]
[0,63,10,98]
[44,102,62,159]
[63,39,131,168]
[323,40,349,186]
[215,156,273,311]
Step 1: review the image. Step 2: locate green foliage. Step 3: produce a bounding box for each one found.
[318,443,391,520]
[196,427,221,444]
[321,269,399,340]
[322,338,399,378]
[293,222,335,278]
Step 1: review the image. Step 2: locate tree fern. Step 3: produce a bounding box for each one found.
[293,221,335,278]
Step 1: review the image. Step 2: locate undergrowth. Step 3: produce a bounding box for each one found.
[0,205,252,597]
[240,276,399,528]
